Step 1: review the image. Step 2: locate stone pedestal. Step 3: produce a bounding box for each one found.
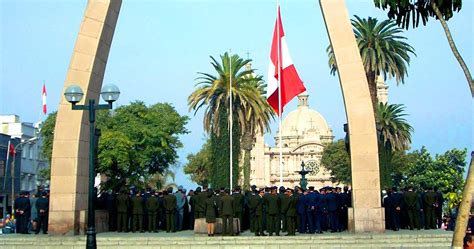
[320,0,384,233]
[48,0,122,235]
[194,218,240,234]
[79,210,109,235]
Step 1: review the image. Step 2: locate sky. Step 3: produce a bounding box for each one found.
[0,0,472,191]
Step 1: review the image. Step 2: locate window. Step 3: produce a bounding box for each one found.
[29,144,34,159]
[0,160,5,176]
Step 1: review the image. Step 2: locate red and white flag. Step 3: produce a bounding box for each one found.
[42,83,47,115]
[267,6,306,116]
[7,141,15,157]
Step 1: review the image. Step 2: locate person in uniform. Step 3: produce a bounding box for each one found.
[278,186,288,233]
[434,186,444,228]
[197,185,208,219]
[35,191,49,234]
[318,188,329,232]
[188,189,196,230]
[15,191,31,234]
[205,189,217,236]
[265,187,281,236]
[305,186,318,234]
[232,186,244,232]
[174,186,186,231]
[389,187,403,231]
[220,189,234,236]
[249,188,266,236]
[146,190,160,232]
[404,186,420,230]
[163,188,177,232]
[285,188,298,236]
[131,190,144,232]
[326,187,340,232]
[423,186,437,229]
[116,188,129,232]
[295,187,307,234]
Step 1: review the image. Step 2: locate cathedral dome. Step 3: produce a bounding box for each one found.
[280,93,333,141]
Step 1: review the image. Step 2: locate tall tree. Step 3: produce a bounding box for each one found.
[376,102,413,187]
[327,16,416,110]
[188,52,272,188]
[183,138,212,186]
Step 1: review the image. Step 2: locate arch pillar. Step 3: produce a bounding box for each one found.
[320,0,385,232]
[48,0,122,235]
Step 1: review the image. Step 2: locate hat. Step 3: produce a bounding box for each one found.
[178,185,183,190]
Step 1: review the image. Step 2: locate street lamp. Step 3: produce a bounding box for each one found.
[64,84,119,249]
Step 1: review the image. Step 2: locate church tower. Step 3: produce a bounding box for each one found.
[376,75,389,104]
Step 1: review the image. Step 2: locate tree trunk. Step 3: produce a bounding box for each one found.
[366,71,378,114]
[241,131,254,190]
[452,151,474,249]
[431,2,474,97]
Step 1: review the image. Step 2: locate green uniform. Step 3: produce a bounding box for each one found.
[423,191,437,229]
[196,191,208,218]
[285,194,298,235]
[248,194,263,236]
[131,195,144,232]
[220,194,234,235]
[205,196,217,223]
[215,194,222,217]
[115,193,129,232]
[163,194,177,232]
[146,195,160,232]
[279,192,289,232]
[264,193,280,235]
[404,191,419,230]
[232,192,244,231]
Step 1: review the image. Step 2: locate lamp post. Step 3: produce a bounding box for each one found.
[64,84,120,249]
[10,137,38,218]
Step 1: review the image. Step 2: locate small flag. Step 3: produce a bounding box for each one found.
[42,83,47,115]
[266,6,306,116]
[8,141,15,157]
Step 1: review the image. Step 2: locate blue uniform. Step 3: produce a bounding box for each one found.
[296,193,307,233]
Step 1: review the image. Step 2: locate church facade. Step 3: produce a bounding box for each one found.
[249,93,335,189]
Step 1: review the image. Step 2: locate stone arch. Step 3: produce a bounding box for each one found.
[48,0,383,234]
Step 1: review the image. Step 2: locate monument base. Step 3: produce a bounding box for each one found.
[49,210,109,235]
[348,207,385,233]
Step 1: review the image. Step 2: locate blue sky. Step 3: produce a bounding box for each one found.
[0,0,472,190]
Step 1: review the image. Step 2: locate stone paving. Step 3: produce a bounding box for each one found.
[0,229,454,249]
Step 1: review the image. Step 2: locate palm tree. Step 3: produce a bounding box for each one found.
[188,53,274,188]
[148,168,177,190]
[375,102,414,152]
[327,16,416,110]
[376,102,414,187]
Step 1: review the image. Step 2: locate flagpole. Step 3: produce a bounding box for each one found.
[3,141,11,191]
[229,51,233,190]
[277,1,283,187]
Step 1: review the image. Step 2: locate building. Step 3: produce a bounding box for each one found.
[0,115,49,193]
[249,93,335,189]
[0,134,21,218]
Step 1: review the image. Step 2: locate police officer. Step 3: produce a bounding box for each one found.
[295,187,307,234]
[326,187,340,232]
[15,191,31,234]
[35,191,49,234]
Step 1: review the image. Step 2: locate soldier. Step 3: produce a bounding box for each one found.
[131,190,144,232]
[285,188,298,236]
[163,188,177,232]
[423,187,437,229]
[215,189,223,217]
[220,189,234,236]
[232,186,244,232]
[404,186,419,230]
[196,185,208,218]
[146,190,160,232]
[35,191,49,234]
[116,188,129,232]
[15,191,31,234]
[265,187,281,236]
[278,186,288,233]
[249,188,266,236]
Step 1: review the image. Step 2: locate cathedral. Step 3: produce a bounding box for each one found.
[249,92,335,189]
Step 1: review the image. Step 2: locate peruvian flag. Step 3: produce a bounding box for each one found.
[266,6,306,116]
[7,141,15,157]
[42,83,47,115]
